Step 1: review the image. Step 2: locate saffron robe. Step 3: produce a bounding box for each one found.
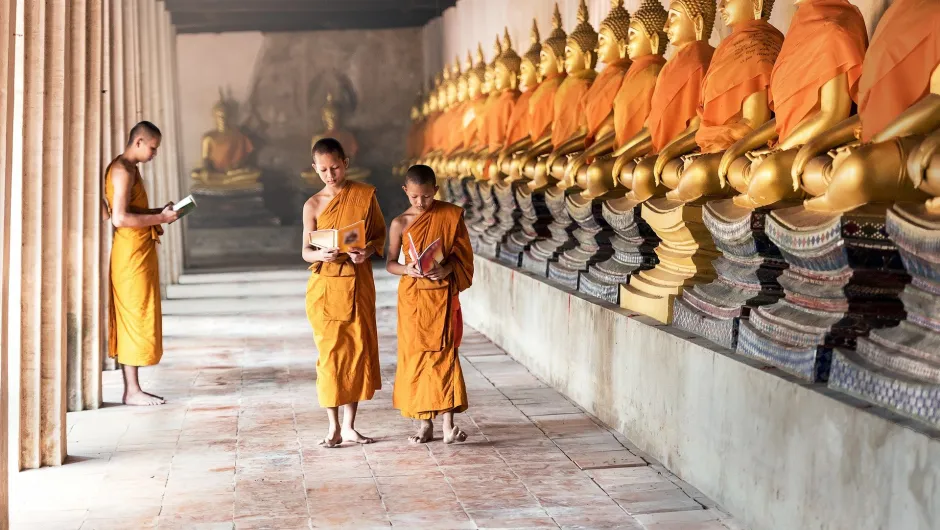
[583,58,632,144]
[647,41,714,153]
[105,158,163,367]
[769,0,868,143]
[857,0,940,142]
[695,19,784,153]
[551,72,596,149]
[306,181,387,408]
[485,89,520,151]
[505,87,535,146]
[394,201,474,419]
[614,55,667,147]
[205,129,254,171]
[529,72,566,141]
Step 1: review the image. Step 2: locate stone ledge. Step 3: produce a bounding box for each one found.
[461,255,940,530]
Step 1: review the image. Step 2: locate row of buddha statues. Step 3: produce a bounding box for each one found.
[396,0,940,427]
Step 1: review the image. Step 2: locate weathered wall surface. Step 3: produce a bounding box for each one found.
[462,256,940,530]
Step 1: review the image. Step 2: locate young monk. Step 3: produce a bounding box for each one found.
[302,138,386,448]
[386,165,474,444]
[103,121,180,406]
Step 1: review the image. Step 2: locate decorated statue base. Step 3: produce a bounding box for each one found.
[735,204,909,382]
[479,182,519,260]
[188,183,281,229]
[546,195,614,290]
[621,198,720,324]
[468,181,499,255]
[498,185,552,267]
[578,197,659,304]
[521,188,578,277]
[672,200,788,349]
[828,203,940,426]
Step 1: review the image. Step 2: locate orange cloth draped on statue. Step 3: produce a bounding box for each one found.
[551,72,595,149]
[422,113,439,155]
[647,41,714,153]
[583,58,632,144]
[695,19,783,153]
[105,158,163,366]
[461,97,486,150]
[407,120,424,158]
[485,90,520,151]
[448,102,469,152]
[505,88,535,146]
[306,181,387,408]
[614,55,667,147]
[394,201,474,419]
[857,0,940,142]
[769,0,868,143]
[528,72,566,141]
[207,130,253,171]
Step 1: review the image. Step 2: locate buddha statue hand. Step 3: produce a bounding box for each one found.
[564,153,589,187]
[907,132,940,190]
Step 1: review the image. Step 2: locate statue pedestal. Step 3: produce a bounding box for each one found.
[479,183,519,260]
[621,198,720,324]
[672,200,788,349]
[735,205,909,382]
[188,184,281,229]
[468,182,499,256]
[498,185,552,267]
[828,203,940,426]
[578,197,659,305]
[521,188,578,277]
[546,195,614,290]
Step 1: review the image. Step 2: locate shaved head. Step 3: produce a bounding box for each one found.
[127,121,162,147]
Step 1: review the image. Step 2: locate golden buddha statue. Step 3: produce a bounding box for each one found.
[442,54,475,179]
[497,19,544,181]
[430,60,463,179]
[301,93,370,186]
[190,93,261,191]
[908,129,940,213]
[460,40,501,180]
[475,29,523,185]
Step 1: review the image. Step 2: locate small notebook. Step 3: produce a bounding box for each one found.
[308,220,366,253]
[173,195,197,218]
[408,233,444,275]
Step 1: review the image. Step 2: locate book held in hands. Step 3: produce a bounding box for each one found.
[308,220,366,253]
[172,195,197,218]
[408,233,444,275]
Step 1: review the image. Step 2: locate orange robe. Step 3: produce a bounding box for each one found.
[529,72,566,141]
[394,201,474,419]
[207,129,253,171]
[423,112,441,155]
[306,181,387,408]
[857,0,940,142]
[769,0,868,143]
[486,89,520,151]
[448,102,470,153]
[583,58,632,144]
[695,19,784,153]
[105,158,163,367]
[614,55,667,147]
[505,87,535,146]
[647,41,714,153]
[461,97,487,150]
[552,72,595,149]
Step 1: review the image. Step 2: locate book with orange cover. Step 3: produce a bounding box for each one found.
[308,220,365,253]
[408,233,444,275]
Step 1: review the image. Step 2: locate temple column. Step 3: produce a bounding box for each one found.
[158,3,183,283]
[100,0,114,372]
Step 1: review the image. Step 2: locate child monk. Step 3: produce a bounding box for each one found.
[386,165,474,444]
[302,138,387,448]
[103,121,180,406]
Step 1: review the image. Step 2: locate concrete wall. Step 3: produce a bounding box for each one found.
[462,257,940,530]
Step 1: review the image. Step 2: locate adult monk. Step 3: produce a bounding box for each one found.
[103,121,180,406]
[302,138,387,448]
[386,165,474,444]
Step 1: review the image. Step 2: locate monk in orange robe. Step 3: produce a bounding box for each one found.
[302,138,387,447]
[386,165,474,444]
[103,121,180,406]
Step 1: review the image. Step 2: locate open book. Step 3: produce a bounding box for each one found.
[308,220,365,253]
[408,233,444,275]
[172,195,197,218]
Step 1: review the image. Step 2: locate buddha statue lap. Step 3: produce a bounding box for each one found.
[190,95,262,193]
[301,93,370,188]
[577,0,670,304]
[521,0,600,277]
[733,0,940,383]
[616,0,722,324]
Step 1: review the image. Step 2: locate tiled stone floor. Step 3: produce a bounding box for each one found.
[11,268,745,529]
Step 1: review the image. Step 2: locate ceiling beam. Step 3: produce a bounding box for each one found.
[166,0,454,14]
[173,11,437,34]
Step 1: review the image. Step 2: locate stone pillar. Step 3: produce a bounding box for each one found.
[158,3,183,283]
[100,0,114,372]
[169,22,186,274]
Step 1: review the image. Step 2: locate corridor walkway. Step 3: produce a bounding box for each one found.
[11,269,743,530]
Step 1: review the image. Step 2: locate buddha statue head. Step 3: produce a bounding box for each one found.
[541,3,567,78]
[438,68,450,110]
[483,36,503,96]
[495,27,522,92]
[321,92,339,131]
[211,90,231,132]
[630,0,669,58]
[449,58,464,105]
[466,49,484,100]
[718,0,773,26]
[666,0,716,46]
[521,19,543,89]
[566,0,599,74]
[599,0,631,63]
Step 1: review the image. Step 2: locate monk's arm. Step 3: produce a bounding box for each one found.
[385,217,408,276]
[301,199,332,264]
[109,165,175,228]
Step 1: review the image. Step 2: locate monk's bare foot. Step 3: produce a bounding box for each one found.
[123,390,165,406]
[318,429,342,448]
[341,428,374,445]
[443,426,468,444]
[408,421,433,444]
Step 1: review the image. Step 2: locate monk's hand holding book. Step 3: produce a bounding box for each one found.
[317,247,341,263]
[347,246,371,264]
[423,261,452,281]
[404,261,424,279]
[160,203,181,225]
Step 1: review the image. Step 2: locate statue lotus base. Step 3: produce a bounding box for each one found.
[521,188,577,277]
[478,183,519,260]
[546,195,613,290]
[498,185,551,268]
[188,183,281,229]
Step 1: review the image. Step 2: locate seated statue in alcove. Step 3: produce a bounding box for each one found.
[190,93,262,191]
[301,92,371,185]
